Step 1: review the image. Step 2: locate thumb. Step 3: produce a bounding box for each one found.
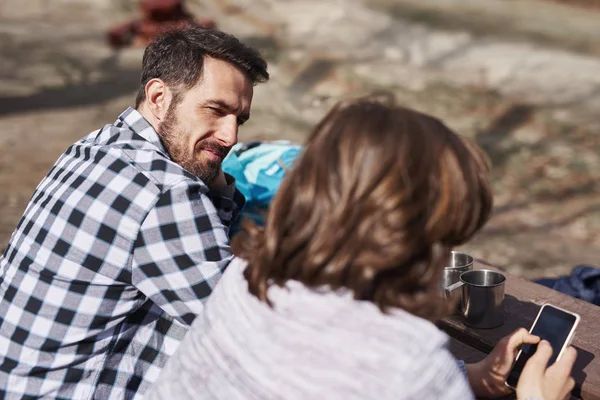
[521,341,553,380]
[507,328,540,353]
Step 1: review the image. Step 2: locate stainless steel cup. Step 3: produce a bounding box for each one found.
[445,269,506,329]
[441,251,474,289]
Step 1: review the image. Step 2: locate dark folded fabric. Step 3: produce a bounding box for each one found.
[535,265,600,306]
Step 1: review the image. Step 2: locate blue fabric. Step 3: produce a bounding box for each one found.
[455,360,467,378]
[222,140,303,234]
[535,265,600,306]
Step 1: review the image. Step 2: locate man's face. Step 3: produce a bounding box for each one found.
[158,57,254,184]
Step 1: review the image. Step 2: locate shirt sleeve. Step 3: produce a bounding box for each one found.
[389,347,476,400]
[207,173,246,231]
[130,179,235,326]
[431,350,476,400]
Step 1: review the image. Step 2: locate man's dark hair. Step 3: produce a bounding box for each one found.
[135,25,269,108]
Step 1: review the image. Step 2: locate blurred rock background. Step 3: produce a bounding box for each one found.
[1,0,599,278]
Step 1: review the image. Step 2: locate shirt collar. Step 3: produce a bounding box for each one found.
[117,107,169,155]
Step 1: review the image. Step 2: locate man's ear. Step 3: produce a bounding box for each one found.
[144,78,172,121]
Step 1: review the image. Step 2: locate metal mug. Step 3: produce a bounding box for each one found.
[445,269,506,329]
[441,251,474,289]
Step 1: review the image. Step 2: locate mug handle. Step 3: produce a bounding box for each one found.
[444,280,464,299]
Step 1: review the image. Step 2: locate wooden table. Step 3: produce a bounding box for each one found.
[443,261,600,400]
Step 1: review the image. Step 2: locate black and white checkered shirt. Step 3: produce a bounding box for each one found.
[0,108,245,399]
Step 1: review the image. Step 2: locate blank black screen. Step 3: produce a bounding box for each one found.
[506,305,576,388]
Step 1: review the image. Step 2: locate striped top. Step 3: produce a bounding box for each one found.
[145,257,475,400]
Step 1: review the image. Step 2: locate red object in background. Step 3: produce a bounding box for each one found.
[107,0,216,48]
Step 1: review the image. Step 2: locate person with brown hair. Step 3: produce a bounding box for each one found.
[145,95,577,400]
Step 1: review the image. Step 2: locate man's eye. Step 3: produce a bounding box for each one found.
[208,107,224,115]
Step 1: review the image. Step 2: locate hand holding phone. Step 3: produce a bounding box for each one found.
[505,304,580,399]
[516,340,577,400]
[465,328,540,398]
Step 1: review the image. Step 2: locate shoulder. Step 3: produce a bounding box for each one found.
[71,137,209,206]
[205,258,249,298]
[77,115,208,196]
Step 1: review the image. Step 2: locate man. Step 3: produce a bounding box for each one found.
[0,26,268,399]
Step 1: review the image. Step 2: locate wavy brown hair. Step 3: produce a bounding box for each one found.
[236,95,493,320]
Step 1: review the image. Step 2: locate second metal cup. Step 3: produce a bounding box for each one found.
[441,251,474,289]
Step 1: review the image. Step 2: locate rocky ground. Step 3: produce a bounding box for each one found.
[1,0,599,279]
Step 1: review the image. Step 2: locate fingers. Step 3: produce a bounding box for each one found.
[522,341,553,377]
[547,346,578,400]
[548,346,577,378]
[566,377,576,392]
[557,373,576,400]
[561,347,578,367]
[517,343,577,400]
[522,333,541,345]
[516,342,549,400]
[507,328,540,349]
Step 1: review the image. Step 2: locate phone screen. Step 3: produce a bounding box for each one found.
[506,305,577,388]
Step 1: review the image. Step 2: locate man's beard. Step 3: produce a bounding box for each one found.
[158,104,230,185]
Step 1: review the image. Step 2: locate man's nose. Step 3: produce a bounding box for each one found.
[214,115,238,148]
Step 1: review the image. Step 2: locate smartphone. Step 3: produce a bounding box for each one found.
[505,303,580,389]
